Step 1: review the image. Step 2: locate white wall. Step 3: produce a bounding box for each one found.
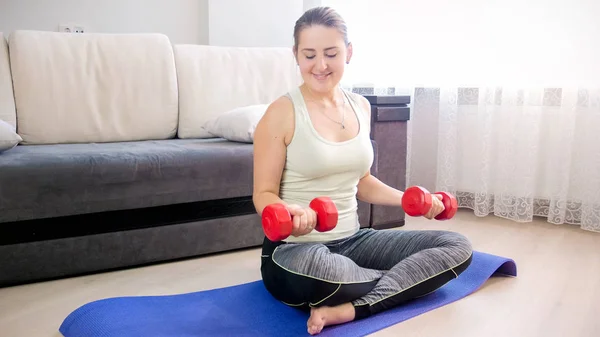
[0,0,325,47]
[325,0,600,88]
[0,0,208,45]
[208,0,302,48]
[208,0,322,47]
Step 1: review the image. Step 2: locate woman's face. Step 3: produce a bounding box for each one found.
[295,25,352,94]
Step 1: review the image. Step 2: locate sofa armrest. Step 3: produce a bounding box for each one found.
[365,94,411,229]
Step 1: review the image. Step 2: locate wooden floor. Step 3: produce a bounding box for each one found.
[1,210,600,337]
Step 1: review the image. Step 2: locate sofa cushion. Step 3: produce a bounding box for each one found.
[0,119,22,153]
[0,33,16,128]
[0,139,253,222]
[8,30,178,145]
[202,104,268,143]
[174,44,302,138]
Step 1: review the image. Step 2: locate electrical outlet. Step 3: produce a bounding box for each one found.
[58,24,73,33]
[58,24,86,33]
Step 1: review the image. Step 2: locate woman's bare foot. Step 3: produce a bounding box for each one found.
[307,302,356,335]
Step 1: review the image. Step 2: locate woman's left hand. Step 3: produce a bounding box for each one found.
[424,194,445,219]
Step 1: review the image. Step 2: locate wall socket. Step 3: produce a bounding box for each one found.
[58,24,85,33]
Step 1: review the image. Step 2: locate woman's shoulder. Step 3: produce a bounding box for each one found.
[254,94,296,144]
[263,94,295,125]
[269,93,295,112]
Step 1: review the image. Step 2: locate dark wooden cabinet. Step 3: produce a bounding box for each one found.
[364,94,411,229]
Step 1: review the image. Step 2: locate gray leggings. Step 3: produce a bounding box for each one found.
[260,228,473,320]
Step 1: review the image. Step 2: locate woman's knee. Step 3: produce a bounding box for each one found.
[441,231,473,274]
[452,231,472,251]
[424,231,473,274]
[437,231,473,254]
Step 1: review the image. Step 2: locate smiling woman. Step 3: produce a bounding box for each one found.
[252,6,472,336]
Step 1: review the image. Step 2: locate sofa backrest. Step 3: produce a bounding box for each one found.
[0,33,16,129]
[173,44,302,139]
[8,30,179,144]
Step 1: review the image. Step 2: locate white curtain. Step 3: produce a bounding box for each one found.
[323,0,600,232]
[407,87,600,232]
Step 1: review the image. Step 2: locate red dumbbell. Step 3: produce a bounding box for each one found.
[401,186,458,220]
[261,197,338,242]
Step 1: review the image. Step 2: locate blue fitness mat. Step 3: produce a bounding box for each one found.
[59,251,517,337]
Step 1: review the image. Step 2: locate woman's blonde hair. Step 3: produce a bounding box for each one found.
[293,6,349,50]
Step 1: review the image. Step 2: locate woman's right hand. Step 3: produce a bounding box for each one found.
[286,204,317,237]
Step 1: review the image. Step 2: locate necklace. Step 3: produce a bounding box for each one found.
[320,100,346,129]
[304,88,347,130]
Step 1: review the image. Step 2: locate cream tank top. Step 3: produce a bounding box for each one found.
[280,86,374,243]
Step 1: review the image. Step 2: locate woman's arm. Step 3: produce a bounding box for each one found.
[356,172,403,207]
[353,93,444,219]
[252,97,316,236]
[252,97,292,215]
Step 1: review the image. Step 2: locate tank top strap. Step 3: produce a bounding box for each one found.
[285,86,309,128]
[341,89,370,134]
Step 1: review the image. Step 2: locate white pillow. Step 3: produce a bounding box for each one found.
[202,104,268,143]
[0,119,22,153]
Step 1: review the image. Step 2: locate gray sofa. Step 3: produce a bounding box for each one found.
[0,31,410,287]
